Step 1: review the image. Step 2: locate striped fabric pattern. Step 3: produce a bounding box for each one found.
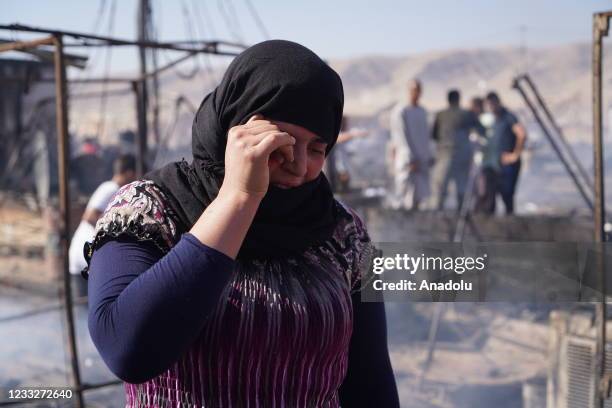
[95,180,373,408]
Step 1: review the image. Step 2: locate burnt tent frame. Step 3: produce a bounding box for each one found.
[593,10,611,408]
[0,23,245,407]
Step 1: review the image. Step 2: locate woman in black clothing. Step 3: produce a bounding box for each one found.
[84,39,399,407]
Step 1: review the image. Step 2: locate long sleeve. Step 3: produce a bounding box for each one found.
[389,105,411,170]
[87,233,235,384]
[338,290,400,407]
[389,105,407,149]
[401,110,418,164]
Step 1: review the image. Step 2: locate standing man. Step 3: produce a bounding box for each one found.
[484,92,527,214]
[389,79,433,210]
[68,154,137,296]
[473,96,500,214]
[431,89,482,211]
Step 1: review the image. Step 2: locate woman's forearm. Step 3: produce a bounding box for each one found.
[189,187,262,259]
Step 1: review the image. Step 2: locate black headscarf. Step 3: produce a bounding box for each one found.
[146,40,344,259]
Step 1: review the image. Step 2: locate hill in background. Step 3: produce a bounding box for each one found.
[71,42,612,147]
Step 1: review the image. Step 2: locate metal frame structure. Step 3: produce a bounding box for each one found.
[0,24,245,407]
[513,17,612,404]
[593,10,611,408]
[421,12,612,406]
[513,73,596,212]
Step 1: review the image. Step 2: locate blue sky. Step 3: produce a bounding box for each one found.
[2,0,610,75]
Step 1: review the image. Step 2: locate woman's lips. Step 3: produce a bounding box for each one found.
[273,180,302,189]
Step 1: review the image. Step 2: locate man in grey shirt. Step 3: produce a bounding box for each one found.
[484,92,527,214]
[431,89,483,211]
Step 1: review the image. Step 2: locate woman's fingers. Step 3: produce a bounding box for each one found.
[245,115,274,129]
[276,144,294,163]
[252,131,295,162]
[242,115,284,137]
[244,123,281,134]
[246,114,263,124]
[268,150,285,170]
[223,115,293,197]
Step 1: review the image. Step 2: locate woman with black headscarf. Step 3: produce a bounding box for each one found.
[83,40,399,407]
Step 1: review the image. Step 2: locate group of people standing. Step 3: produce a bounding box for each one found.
[388,79,527,215]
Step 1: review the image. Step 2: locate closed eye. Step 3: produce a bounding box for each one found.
[310,147,325,155]
[309,141,327,155]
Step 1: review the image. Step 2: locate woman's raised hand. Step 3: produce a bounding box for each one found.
[221,114,295,199]
[191,115,295,258]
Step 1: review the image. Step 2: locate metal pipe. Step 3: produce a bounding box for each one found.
[141,39,248,49]
[418,303,446,388]
[0,23,245,55]
[0,36,53,52]
[521,74,594,190]
[137,0,151,161]
[592,11,611,408]
[133,81,148,176]
[46,51,201,85]
[513,78,594,211]
[66,77,134,83]
[65,40,241,56]
[63,38,248,49]
[52,33,85,408]
[592,15,610,241]
[142,51,197,80]
[60,50,195,85]
[70,88,133,99]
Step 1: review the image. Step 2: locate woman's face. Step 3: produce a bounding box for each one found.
[268,120,328,189]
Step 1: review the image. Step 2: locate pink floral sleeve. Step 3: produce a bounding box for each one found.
[81,179,180,279]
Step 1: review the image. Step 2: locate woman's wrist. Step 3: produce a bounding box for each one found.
[216,185,265,208]
[189,186,264,259]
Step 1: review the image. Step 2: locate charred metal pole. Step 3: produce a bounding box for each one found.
[418,302,445,388]
[593,11,611,408]
[513,78,594,211]
[132,80,148,177]
[0,24,248,54]
[593,12,610,246]
[521,74,594,190]
[136,0,151,175]
[53,33,84,408]
[54,51,200,85]
[138,0,160,147]
[0,36,54,52]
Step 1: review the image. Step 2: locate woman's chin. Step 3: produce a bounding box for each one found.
[272,183,291,189]
[272,181,303,189]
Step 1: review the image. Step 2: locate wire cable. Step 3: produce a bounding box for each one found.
[243,0,270,40]
[69,0,110,93]
[188,0,218,83]
[193,0,217,37]
[226,0,246,41]
[217,0,244,43]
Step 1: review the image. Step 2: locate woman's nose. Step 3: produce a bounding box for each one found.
[284,144,307,177]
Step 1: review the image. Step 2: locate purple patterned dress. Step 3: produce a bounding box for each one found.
[87,180,375,407]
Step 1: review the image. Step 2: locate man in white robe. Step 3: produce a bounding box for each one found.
[388,79,433,210]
